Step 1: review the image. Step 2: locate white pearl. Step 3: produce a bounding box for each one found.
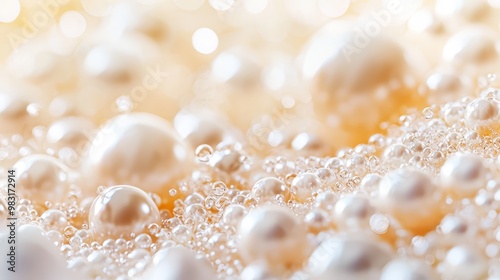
[465,98,500,132]
[238,205,308,272]
[308,235,393,280]
[46,116,95,151]
[301,20,424,146]
[444,245,488,280]
[240,262,280,280]
[380,258,439,280]
[424,72,473,104]
[252,177,290,202]
[378,168,442,233]
[333,194,374,230]
[141,247,216,280]
[0,224,82,280]
[440,154,488,197]
[82,113,194,196]
[14,154,71,204]
[291,173,322,202]
[0,93,31,134]
[88,185,160,240]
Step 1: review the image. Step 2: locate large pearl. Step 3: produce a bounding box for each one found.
[440,154,488,197]
[464,98,500,135]
[308,235,393,280]
[378,168,442,234]
[82,113,194,198]
[14,154,71,204]
[140,247,216,280]
[380,258,439,280]
[88,185,160,240]
[302,20,425,147]
[444,245,488,280]
[45,116,95,151]
[0,224,82,280]
[238,205,308,273]
[333,194,374,230]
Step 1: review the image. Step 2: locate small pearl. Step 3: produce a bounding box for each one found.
[141,247,216,280]
[14,154,71,204]
[334,194,374,230]
[0,224,81,280]
[308,235,393,280]
[41,209,69,231]
[174,109,242,149]
[252,177,290,202]
[304,208,330,233]
[238,205,308,272]
[82,113,194,197]
[440,154,488,197]
[46,116,95,151]
[378,168,442,233]
[424,72,473,104]
[444,245,488,280]
[88,185,160,240]
[302,21,424,146]
[380,258,439,280]
[209,149,242,174]
[291,173,322,202]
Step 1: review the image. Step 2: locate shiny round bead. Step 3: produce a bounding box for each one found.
[380,258,439,280]
[440,154,488,197]
[252,177,290,202]
[45,117,95,151]
[333,194,374,230]
[444,245,488,280]
[88,185,160,240]
[291,173,322,202]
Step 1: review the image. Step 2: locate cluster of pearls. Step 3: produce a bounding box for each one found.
[0,0,499,280]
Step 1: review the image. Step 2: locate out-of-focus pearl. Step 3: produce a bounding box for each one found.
[222,204,248,228]
[240,262,280,280]
[435,0,497,28]
[380,258,439,280]
[308,235,393,280]
[378,168,442,234]
[14,154,71,204]
[424,72,474,104]
[82,113,194,198]
[0,93,31,134]
[442,26,499,74]
[252,177,290,202]
[302,21,424,147]
[174,109,242,149]
[141,247,216,280]
[88,185,160,240]
[41,209,69,231]
[464,98,500,135]
[440,154,488,197]
[444,245,488,280]
[46,116,95,151]
[304,208,330,233]
[333,194,374,230]
[209,149,242,174]
[0,224,82,280]
[238,205,308,272]
[291,173,322,203]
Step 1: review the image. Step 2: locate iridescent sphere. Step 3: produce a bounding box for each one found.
[252,177,290,202]
[82,113,194,196]
[14,154,71,204]
[0,93,31,134]
[440,154,488,197]
[334,194,375,230]
[380,258,439,280]
[464,98,500,134]
[424,72,473,104]
[141,247,216,280]
[238,205,308,272]
[88,185,160,240]
[378,168,442,233]
[46,116,95,151]
[308,235,393,280]
[444,245,488,280]
[302,21,424,146]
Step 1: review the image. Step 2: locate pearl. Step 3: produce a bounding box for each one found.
[88,185,160,240]
[238,205,308,272]
[240,262,280,280]
[82,113,194,197]
[444,245,488,280]
[380,258,439,280]
[302,21,424,146]
[464,98,500,134]
[424,72,473,104]
[252,177,290,202]
[174,109,242,149]
[308,235,393,280]
[333,194,374,230]
[304,208,330,233]
[378,168,442,234]
[209,149,242,174]
[222,204,248,228]
[46,116,95,151]
[0,224,81,280]
[440,154,488,197]
[291,173,322,202]
[141,247,216,280]
[0,93,31,134]
[41,209,69,231]
[14,154,71,204]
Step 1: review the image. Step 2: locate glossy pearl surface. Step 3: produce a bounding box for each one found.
[440,154,488,197]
